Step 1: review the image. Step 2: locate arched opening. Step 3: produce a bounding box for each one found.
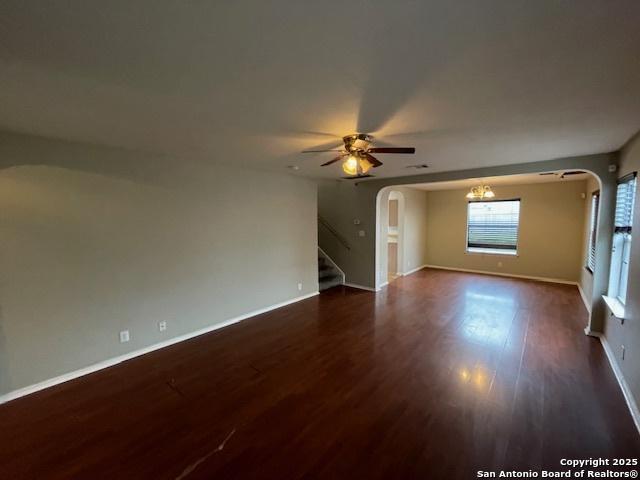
[387,191,405,284]
[375,187,406,289]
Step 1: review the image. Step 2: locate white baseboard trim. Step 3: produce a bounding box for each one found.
[577,283,592,313]
[344,282,378,292]
[402,264,428,276]
[424,264,578,286]
[0,291,319,405]
[596,333,640,435]
[584,325,600,337]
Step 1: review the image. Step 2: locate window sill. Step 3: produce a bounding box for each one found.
[602,295,625,320]
[466,248,518,256]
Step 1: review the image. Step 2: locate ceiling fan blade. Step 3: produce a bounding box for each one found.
[321,154,346,166]
[364,153,383,168]
[367,147,415,154]
[295,130,342,138]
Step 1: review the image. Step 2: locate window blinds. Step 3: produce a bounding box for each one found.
[467,200,520,251]
[615,174,636,233]
[587,193,599,272]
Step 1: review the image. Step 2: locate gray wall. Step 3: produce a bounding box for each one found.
[0,131,318,396]
[317,179,377,287]
[602,132,640,406]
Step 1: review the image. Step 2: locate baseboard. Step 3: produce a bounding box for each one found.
[0,291,319,405]
[424,264,578,286]
[597,333,640,435]
[584,325,600,337]
[402,264,428,276]
[577,283,592,313]
[344,282,378,292]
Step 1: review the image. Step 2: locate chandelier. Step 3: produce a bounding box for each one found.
[466,185,495,200]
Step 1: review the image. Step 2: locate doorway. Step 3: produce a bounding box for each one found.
[387,192,401,283]
[375,187,405,289]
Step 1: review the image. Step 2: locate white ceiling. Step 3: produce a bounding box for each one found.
[410,171,592,191]
[1,1,639,179]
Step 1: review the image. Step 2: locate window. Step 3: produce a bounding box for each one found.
[586,191,599,273]
[467,200,520,255]
[608,173,636,304]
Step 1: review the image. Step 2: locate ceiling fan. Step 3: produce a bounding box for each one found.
[302,133,415,178]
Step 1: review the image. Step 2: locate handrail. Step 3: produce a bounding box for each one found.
[318,215,351,251]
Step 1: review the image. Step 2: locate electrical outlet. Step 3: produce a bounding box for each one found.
[358,230,365,237]
[158,321,167,332]
[297,283,303,291]
[621,345,625,361]
[119,330,130,343]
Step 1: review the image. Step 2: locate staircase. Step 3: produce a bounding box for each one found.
[318,248,344,291]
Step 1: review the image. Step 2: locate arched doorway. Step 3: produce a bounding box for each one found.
[375,187,405,289]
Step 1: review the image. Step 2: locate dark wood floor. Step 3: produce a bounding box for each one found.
[1,269,639,479]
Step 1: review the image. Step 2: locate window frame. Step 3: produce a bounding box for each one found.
[608,172,636,306]
[586,190,599,274]
[465,198,521,256]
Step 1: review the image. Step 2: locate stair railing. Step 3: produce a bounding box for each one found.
[318,215,351,251]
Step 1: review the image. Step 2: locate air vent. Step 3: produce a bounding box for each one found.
[406,164,429,169]
[539,170,586,179]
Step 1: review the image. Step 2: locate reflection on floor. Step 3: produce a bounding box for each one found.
[0,268,638,479]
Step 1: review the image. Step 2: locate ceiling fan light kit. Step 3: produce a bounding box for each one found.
[303,133,416,178]
[342,155,359,175]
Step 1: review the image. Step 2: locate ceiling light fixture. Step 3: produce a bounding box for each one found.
[341,154,374,176]
[342,155,359,176]
[466,184,495,200]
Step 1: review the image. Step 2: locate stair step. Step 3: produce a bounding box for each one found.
[318,248,343,291]
[319,269,340,280]
[319,276,343,291]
